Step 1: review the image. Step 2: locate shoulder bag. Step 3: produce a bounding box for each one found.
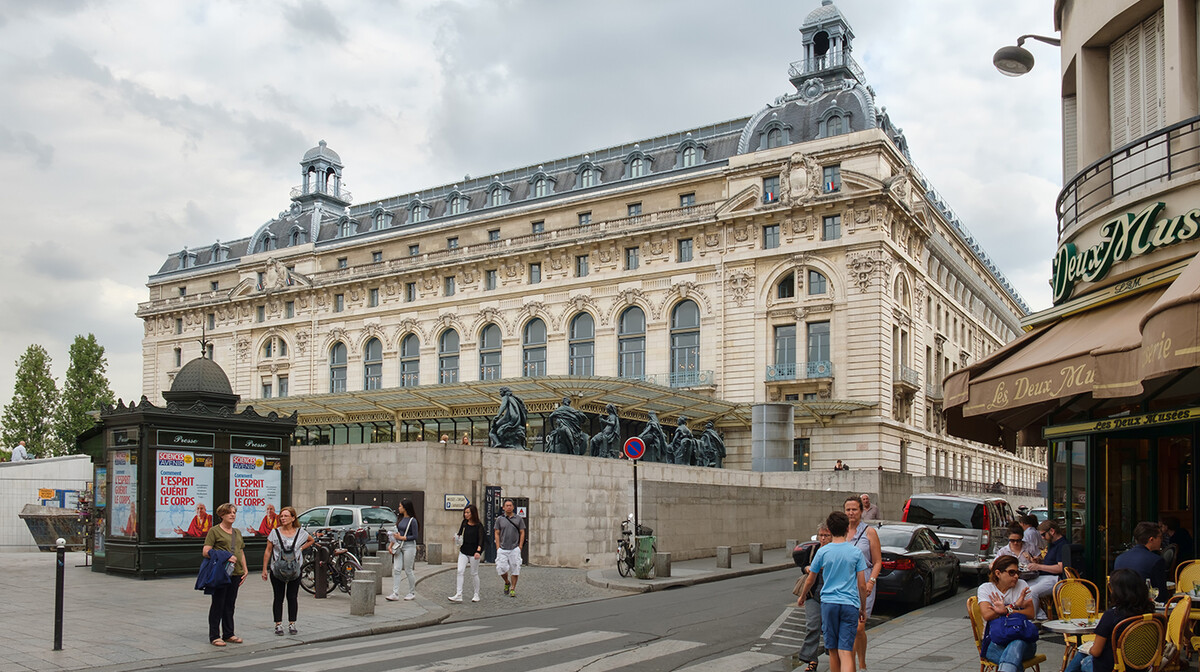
[389,518,414,556]
[986,612,1039,646]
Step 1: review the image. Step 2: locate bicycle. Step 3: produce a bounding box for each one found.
[616,514,655,578]
[299,528,363,595]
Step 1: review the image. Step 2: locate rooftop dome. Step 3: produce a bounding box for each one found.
[803,0,844,26]
[163,356,239,409]
[303,139,342,164]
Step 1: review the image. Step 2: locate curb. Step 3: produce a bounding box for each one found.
[585,561,794,593]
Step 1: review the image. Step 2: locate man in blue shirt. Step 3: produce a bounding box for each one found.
[1114,521,1168,600]
[1026,520,1068,619]
[798,511,867,672]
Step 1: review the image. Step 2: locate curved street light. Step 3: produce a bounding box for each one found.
[993,34,1061,76]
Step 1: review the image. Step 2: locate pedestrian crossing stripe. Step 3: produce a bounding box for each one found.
[520,638,705,672]
[369,631,627,672]
[210,625,488,669]
[676,651,782,670]
[278,627,555,672]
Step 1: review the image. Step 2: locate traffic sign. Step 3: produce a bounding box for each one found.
[623,436,646,460]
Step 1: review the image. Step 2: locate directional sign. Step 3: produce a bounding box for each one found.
[623,436,646,460]
[444,494,470,510]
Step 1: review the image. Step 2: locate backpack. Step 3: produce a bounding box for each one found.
[271,529,302,581]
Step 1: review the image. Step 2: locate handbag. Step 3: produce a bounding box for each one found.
[389,518,414,555]
[986,612,1039,645]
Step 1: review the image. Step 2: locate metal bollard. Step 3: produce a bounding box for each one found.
[315,545,329,599]
[54,538,65,651]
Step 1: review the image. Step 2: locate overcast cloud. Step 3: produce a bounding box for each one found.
[0,0,1061,412]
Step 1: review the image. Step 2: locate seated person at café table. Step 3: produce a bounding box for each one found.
[1026,521,1068,619]
[1162,516,1193,562]
[1019,515,1043,559]
[996,523,1028,562]
[977,555,1038,672]
[1112,521,1168,601]
[1062,568,1155,672]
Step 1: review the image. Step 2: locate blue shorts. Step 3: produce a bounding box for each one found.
[821,602,859,651]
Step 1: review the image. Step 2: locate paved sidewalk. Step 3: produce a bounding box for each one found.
[586,546,795,592]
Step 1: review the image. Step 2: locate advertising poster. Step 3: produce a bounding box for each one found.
[230,453,282,536]
[110,450,137,538]
[154,450,214,539]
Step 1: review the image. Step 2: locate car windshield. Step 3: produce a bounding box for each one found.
[297,509,327,527]
[361,508,397,525]
[905,498,983,529]
[876,528,914,549]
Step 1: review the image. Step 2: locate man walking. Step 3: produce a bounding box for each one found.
[494,498,526,597]
[10,440,31,462]
[797,511,868,672]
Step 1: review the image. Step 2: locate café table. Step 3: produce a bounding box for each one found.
[1041,619,1097,672]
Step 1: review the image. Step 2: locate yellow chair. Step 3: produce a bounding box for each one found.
[1063,566,1081,579]
[1176,560,1200,593]
[1161,596,1192,671]
[1053,579,1100,669]
[1113,613,1164,672]
[967,595,1047,672]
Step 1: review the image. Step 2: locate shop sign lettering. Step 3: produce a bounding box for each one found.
[986,362,1095,411]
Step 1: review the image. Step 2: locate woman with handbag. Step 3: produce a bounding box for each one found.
[202,503,248,647]
[386,499,419,601]
[448,504,483,603]
[1062,568,1155,672]
[977,555,1039,672]
[260,506,313,636]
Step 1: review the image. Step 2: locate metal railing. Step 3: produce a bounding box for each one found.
[645,370,715,388]
[925,382,944,400]
[1057,114,1200,236]
[787,50,864,83]
[924,476,1043,499]
[766,363,797,381]
[895,365,920,387]
[806,360,833,378]
[290,182,353,203]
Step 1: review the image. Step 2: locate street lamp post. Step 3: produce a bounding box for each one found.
[993,34,1061,76]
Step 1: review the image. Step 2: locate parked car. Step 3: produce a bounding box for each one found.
[901,494,1014,575]
[873,522,961,606]
[296,505,397,554]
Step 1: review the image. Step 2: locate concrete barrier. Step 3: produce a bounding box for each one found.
[786,538,798,552]
[749,543,763,564]
[426,542,442,566]
[716,546,731,569]
[654,552,672,578]
[350,571,376,615]
[361,557,384,595]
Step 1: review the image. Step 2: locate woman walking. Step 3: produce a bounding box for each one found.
[844,495,881,672]
[386,499,419,601]
[203,503,247,647]
[260,506,313,636]
[448,504,484,603]
[977,555,1038,672]
[1062,568,1154,672]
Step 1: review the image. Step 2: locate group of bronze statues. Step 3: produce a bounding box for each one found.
[486,387,725,468]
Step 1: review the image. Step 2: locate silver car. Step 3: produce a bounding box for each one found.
[296,505,397,554]
[901,494,1014,575]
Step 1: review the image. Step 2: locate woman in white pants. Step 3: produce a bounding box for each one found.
[448,504,483,602]
[386,500,419,601]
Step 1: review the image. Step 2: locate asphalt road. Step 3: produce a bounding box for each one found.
[163,572,957,672]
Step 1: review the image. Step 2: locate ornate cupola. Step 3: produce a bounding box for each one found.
[790,0,862,91]
[291,139,351,207]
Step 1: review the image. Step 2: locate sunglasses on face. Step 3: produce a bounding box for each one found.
[1004,569,1021,577]
[1009,538,1023,542]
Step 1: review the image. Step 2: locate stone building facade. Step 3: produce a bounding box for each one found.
[138,2,1045,488]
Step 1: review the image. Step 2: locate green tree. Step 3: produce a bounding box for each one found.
[55,334,115,452]
[1,344,62,457]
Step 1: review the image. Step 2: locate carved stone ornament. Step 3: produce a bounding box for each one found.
[262,258,291,293]
[295,330,310,355]
[799,78,825,101]
[732,225,751,243]
[236,337,250,362]
[727,269,754,307]
[794,307,808,322]
[846,250,895,293]
[704,232,720,248]
[648,240,665,256]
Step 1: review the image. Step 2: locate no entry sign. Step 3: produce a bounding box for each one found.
[623,436,646,460]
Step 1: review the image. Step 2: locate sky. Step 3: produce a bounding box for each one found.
[0,0,1062,413]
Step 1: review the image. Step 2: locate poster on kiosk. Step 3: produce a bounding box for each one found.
[231,453,282,537]
[154,450,214,539]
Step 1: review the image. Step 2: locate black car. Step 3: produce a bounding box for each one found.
[873,523,960,607]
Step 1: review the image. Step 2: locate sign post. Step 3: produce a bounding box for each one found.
[623,437,646,542]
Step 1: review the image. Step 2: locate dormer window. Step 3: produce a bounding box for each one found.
[682,146,697,167]
[489,187,504,207]
[409,199,430,223]
[767,128,783,148]
[675,137,707,169]
[580,168,595,188]
[210,243,230,263]
[533,178,547,198]
[449,195,466,215]
[486,178,511,207]
[179,249,198,269]
[370,209,392,230]
[527,170,556,199]
[253,233,275,254]
[288,226,307,246]
[338,218,353,238]
[757,119,793,151]
[818,107,850,138]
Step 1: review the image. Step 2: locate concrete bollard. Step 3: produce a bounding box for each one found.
[654,551,672,578]
[786,538,799,553]
[350,573,376,616]
[426,542,442,566]
[361,557,384,595]
[716,546,732,569]
[749,543,764,564]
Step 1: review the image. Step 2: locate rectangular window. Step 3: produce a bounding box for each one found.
[408,244,420,256]
[334,294,344,312]
[578,212,591,226]
[822,214,841,241]
[372,251,383,263]
[277,375,288,398]
[257,306,265,322]
[763,224,780,249]
[625,246,639,270]
[1109,8,1166,148]
[531,220,544,234]
[285,301,295,318]
[207,313,215,330]
[447,237,458,250]
[793,437,811,472]
[210,281,219,292]
[575,255,589,278]
[405,282,416,302]
[175,318,183,334]
[679,193,695,207]
[822,165,841,193]
[774,324,796,366]
[261,382,272,399]
[368,288,379,307]
[206,343,214,360]
[807,270,827,295]
[178,286,186,297]
[444,276,456,296]
[257,272,265,288]
[807,321,831,367]
[529,263,541,284]
[627,202,642,217]
[488,229,500,242]
[337,257,348,269]
[174,347,182,367]
[485,269,498,290]
[762,176,780,203]
[678,238,693,262]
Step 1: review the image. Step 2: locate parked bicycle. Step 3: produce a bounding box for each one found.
[299,527,363,595]
[616,513,655,578]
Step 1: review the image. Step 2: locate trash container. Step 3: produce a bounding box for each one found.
[635,535,657,579]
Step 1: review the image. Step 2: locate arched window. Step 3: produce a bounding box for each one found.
[400,334,420,387]
[338,220,353,238]
[329,342,347,393]
[826,115,843,137]
[807,270,828,295]
[533,178,547,198]
[363,338,383,390]
[449,196,465,215]
[766,127,783,149]
[374,212,386,230]
[629,157,645,178]
[289,227,305,246]
[278,339,288,356]
[411,205,426,223]
[670,300,701,386]
[490,188,504,207]
[479,324,502,380]
[682,146,698,167]
[263,340,274,359]
[777,273,796,299]
[580,168,595,188]
[618,306,645,379]
[523,319,547,377]
[569,313,594,376]
[254,234,274,253]
[439,330,459,383]
[263,337,288,358]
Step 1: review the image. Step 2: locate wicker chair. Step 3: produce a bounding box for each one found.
[1053,579,1100,669]
[1063,566,1081,579]
[1113,613,1165,672]
[967,595,1047,672]
[1176,559,1200,593]
[1161,596,1192,672]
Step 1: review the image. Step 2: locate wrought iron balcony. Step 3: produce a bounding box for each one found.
[895,365,920,389]
[766,363,797,381]
[290,181,353,204]
[788,49,864,83]
[806,360,833,378]
[926,382,944,400]
[645,370,715,388]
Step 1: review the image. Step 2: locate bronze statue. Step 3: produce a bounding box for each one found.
[547,396,587,455]
[488,386,528,450]
[591,403,621,458]
[668,416,697,465]
[637,410,667,462]
[699,420,725,468]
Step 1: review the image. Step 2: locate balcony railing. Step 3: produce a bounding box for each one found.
[290,182,353,204]
[766,363,797,381]
[787,49,864,83]
[895,365,920,387]
[926,382,944,400]
[806,360,833,379]
[646,370,715,388]
[1057,114,1200,236]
